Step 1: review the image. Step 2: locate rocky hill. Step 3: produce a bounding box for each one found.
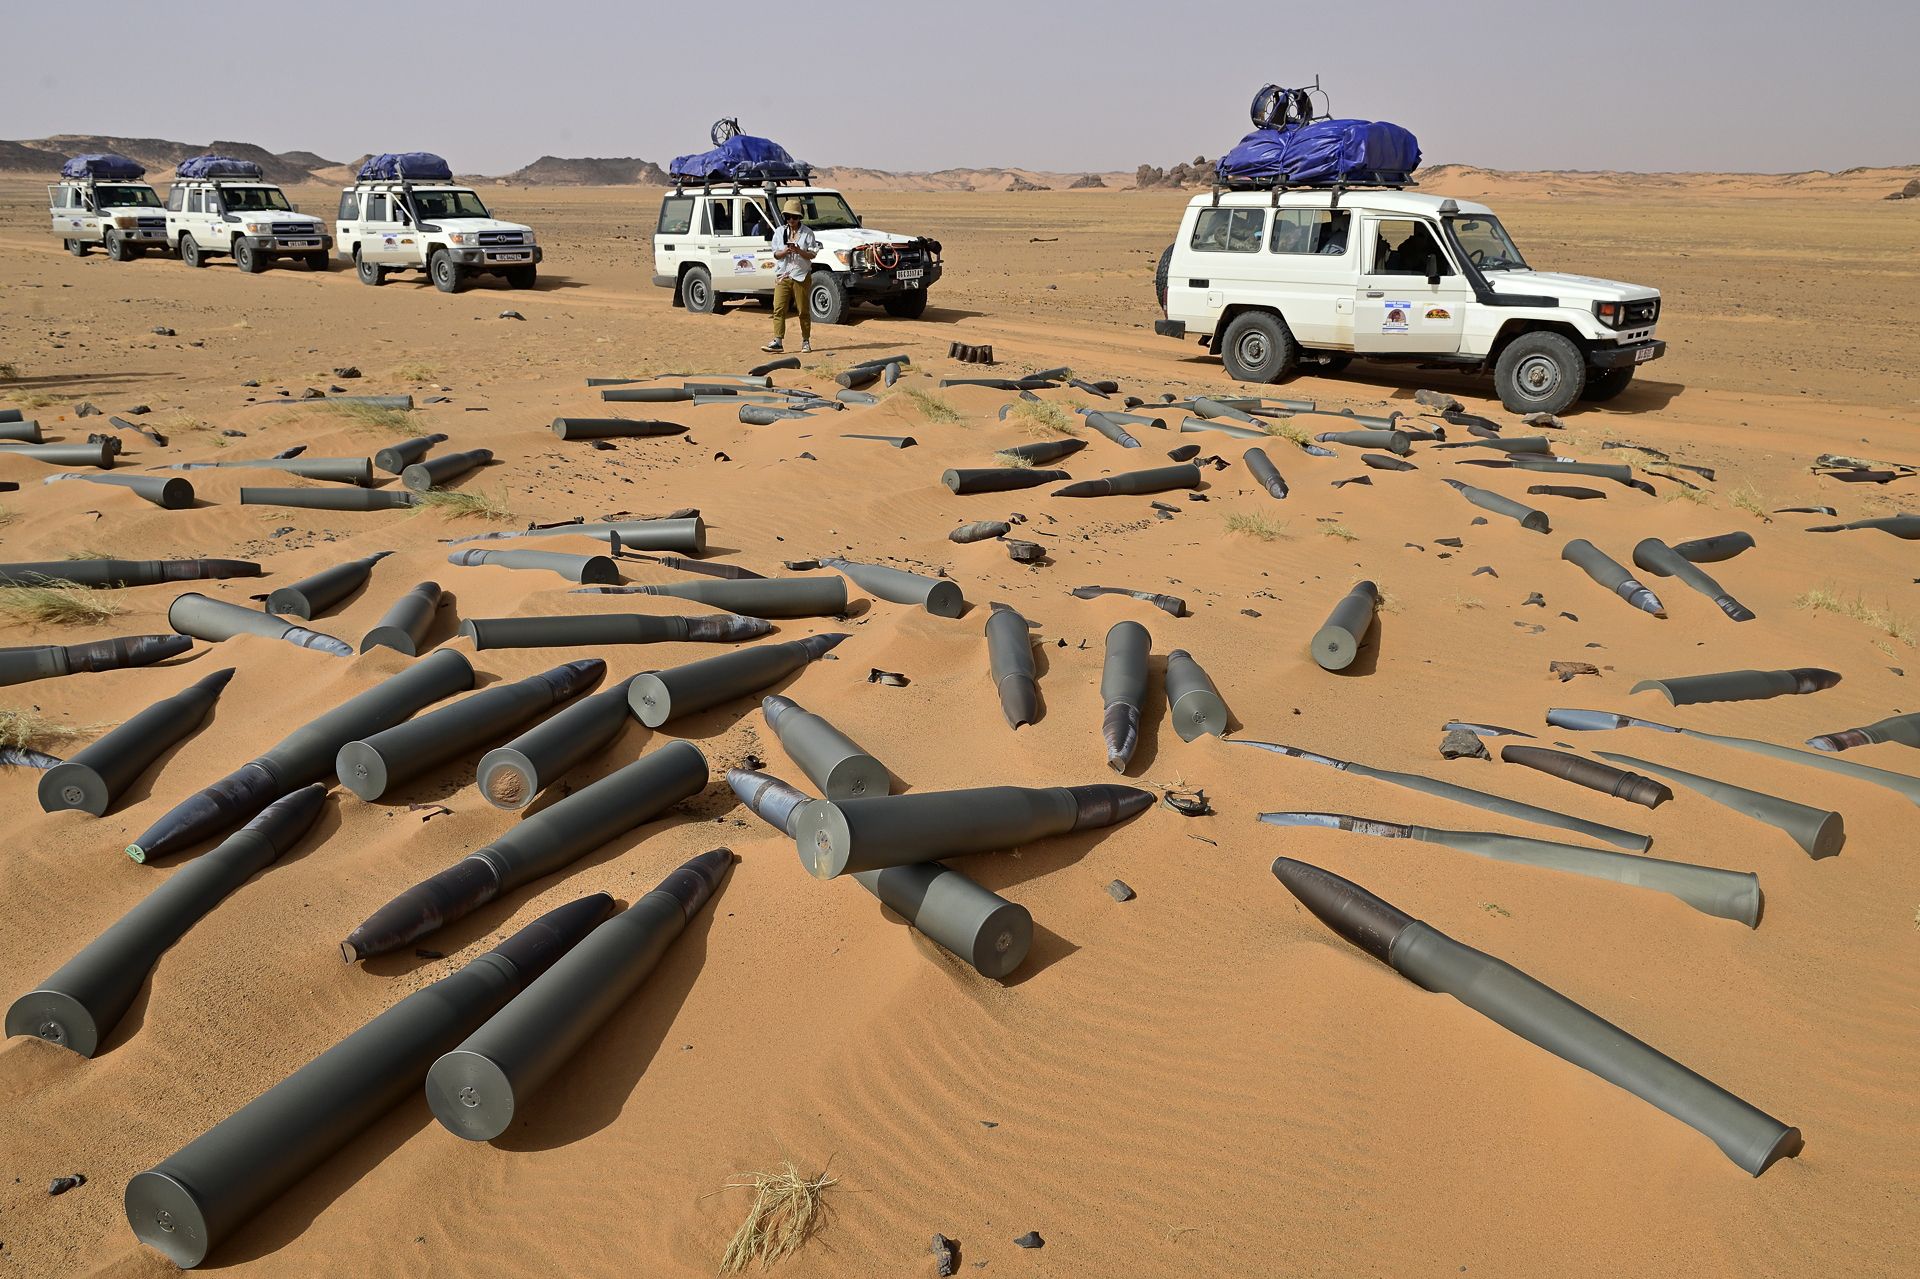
[505,155,670,186]
[0,134,340,184]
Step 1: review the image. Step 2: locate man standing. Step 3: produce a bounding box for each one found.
[765,197,818,353]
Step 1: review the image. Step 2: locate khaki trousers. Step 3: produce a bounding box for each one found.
[772,275,811,342]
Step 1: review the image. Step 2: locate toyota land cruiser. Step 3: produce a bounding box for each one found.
[335,152,540,293]
[166,156,332,272]
[49,154,168,260]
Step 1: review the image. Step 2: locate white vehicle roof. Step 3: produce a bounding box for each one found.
[344,180,477,191]
[1186,189,1495,219]
[672,186,843,198]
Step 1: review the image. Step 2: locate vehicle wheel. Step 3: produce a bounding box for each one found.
[106,234,131,262]
[235,240,265,274]
[66,239,90,257]
[1219,311,1298,384]
[181,235,205,268]
[305,252,330,272]
[430,251,466,293]
[505,264,537,289]
[682,265,717,314]
[1154,244,1173,314]
[1580,366,1634,403]
[809,271,851,325]
[883,288,929,319]
[355,250,386,286]
[1495,331,1586,415]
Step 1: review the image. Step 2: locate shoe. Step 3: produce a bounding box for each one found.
[761,341,783,352]
[801,341,812,353]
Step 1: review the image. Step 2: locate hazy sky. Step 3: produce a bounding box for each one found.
[6,0,1913,175]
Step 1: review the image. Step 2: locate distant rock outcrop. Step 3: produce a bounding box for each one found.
[1887,177,1920,201]
[1007,175,1051,192]
[1068,173,1106,189]
[0,134,339,181]
[1133,156,1214,189]
[504,155,670,186]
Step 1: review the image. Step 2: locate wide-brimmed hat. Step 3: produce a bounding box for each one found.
[779,198,804,216]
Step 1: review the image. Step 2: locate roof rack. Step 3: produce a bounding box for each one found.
[670,166,815,195]
[1210,172,1418,209]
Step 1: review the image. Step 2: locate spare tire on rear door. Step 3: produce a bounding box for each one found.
[1154,244,1173,314]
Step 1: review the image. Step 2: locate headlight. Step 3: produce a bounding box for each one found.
[446,232,471,245]
[1593,301,1623,329]
[245,222,270,235]
[520,229,535,244]
[833,250,851,266]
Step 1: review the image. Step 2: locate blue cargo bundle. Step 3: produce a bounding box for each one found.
[61,153,145,181]
[357,152,454,182]
[670,133,808,184]
[1215,84,1420,187]
[175,155,265,180]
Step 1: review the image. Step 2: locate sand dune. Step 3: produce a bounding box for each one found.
[0,177,1917,1277]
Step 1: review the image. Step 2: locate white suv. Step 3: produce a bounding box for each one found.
[48,155,168,260]
[1154,187,1665,415]
[653,184,942,324]
[334,154,540,292]
[165,157,331,272]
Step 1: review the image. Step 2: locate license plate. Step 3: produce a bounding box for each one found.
[1633,345,1658,363]
[897,269,923,282]
[283,240,318,248]
[493,252,528,261]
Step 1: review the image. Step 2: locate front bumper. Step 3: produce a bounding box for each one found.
[846,262,942,294]
[107,226,168,243]
[238,233,333,254]
[1589,338,1666,370]
[448,246,543,268]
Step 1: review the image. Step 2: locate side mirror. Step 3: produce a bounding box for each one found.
[854,214,863,227]
[1425,254,1441,286]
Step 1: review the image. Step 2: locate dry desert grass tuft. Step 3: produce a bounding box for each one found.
[1224,512,1289,541]
[314,401,414,433]
[0,707,97,752]
[0,582,124,625]
[417,489,514,521]
[1010,399,1080,438]
[902,389,961,424]
[717,1160,837,1274]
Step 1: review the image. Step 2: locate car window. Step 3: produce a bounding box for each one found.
[1270,209,1351,255]
[658,196,694,236]
[1369,219,1453,276]
[187,190,203,213]
[165,187,182,211]
[366,193,390,222]
[699,200,721,235]
[742,200,771,238]
[1190,208,1265,253]
[337,192,358,220]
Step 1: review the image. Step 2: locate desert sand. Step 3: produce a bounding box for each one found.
[1,174,1918,1278]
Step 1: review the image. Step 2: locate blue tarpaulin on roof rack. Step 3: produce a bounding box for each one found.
[176,155,265,180]
[669,134,807,183]
[357,152,454,181]
[1216,119,1420,186]
[61,153,145,181]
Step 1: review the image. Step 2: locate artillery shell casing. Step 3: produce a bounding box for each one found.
[0,558,257,589]
[985,606,1038,728]
[457,611,768,649]
[126,895,610,1267]
[167,593,353,656]
[478,677,637,811]
[943,467,1070,494]
[402,448,493,492]
[448,548,621,585]
[551,417,686,440]
[763,694,889,800]
[336,659,604,802]
[373,433,449,474]
[1442,479,1550,531]
[1315,429,1412,456]
[1499,745,1672,808]
[359,581,444,655]
[1311,581,1379,672]
[627,634,848,727]
[1629,668,1838,706]
[239,486,417,511]
[9,785,324,1058]
[1164,648,1228,740]
[1179,417,1270,440]
[267,552,390,619]
[853,861,1033,979]
[1243,447,1288,498]
[0,442,116,467]
[823,557,965,617]
[612,576,847,619]
[0,635,192,688]
[38,668,235,816]
[950,521,1011,544]
[1053,462,1202,498]
[996,439,1086,465]
[1101,620,1150,772]
[1083,412,1141,448]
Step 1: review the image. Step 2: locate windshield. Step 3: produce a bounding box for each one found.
[219,186,292,212]
[1448,215,1528,271]
[95,185,161,209]
[408,189,491,220]
[792,193,859,231]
